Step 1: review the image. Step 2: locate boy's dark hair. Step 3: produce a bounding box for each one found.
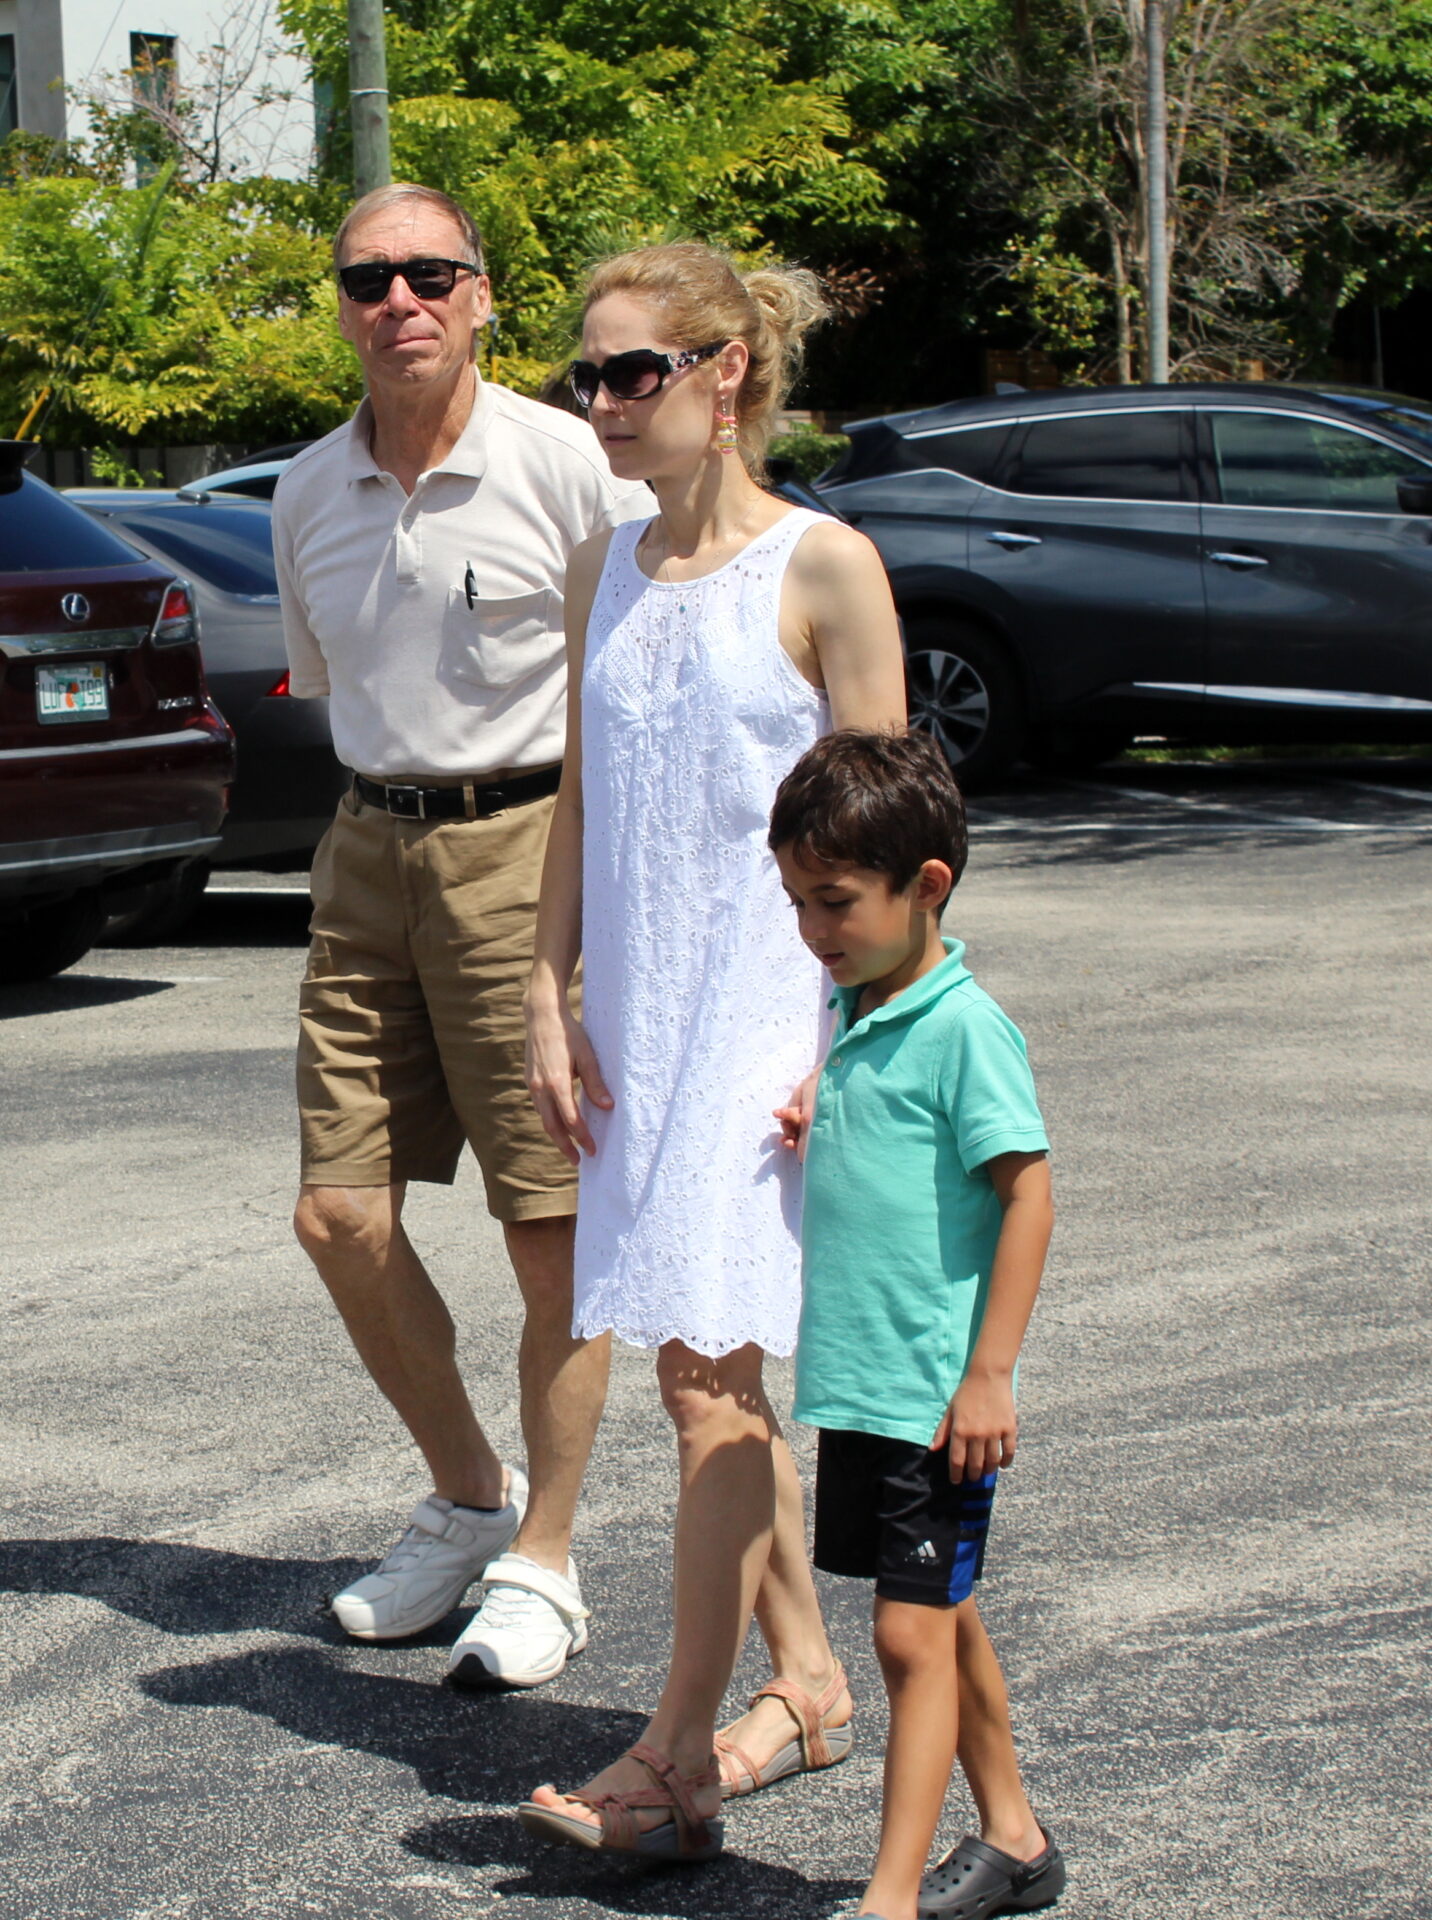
[768,728,969,898]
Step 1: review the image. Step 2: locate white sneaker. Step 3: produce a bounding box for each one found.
[329,1467,529,1642]
[446,1552,589,1689]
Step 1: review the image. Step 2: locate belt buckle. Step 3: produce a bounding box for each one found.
[385,783,425,820]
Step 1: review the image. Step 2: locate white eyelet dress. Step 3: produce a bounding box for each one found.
[574,508,830,1358]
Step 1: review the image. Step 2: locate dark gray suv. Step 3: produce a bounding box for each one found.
[819,384,1432,785]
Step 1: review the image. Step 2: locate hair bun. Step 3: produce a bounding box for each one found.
[741,267,829,351]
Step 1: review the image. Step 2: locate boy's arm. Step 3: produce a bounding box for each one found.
[931,1149,1053,1482]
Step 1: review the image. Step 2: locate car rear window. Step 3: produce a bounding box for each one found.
[107,504,279,597]
[1005,411,1187,501]
[0,473,150,571]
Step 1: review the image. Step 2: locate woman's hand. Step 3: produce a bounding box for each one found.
[524,996,613,1165]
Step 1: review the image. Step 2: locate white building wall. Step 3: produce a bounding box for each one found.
[7,0,314,176]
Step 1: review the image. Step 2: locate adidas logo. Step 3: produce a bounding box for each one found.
[914,1540,938,1562]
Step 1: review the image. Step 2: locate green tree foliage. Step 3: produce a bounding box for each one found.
[280,0,946,388]
[0,166,360,443]
[947,0,1432,382]
[2,0,1431,447]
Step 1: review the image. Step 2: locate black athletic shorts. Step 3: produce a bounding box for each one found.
[813,1427,998,1607]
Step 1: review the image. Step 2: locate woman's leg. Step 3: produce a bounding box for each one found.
[717,1412,851,1772]
[526,1339,776,1831]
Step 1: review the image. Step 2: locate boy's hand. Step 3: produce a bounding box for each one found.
[773,1068,821,1162]
[930,1370,1018,1482]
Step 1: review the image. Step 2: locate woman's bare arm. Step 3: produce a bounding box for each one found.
[789,519,907,730]
[524,532,613,1161]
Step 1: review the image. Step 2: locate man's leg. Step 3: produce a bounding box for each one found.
[295,1180,505,1508]
[502,1214,611,1572]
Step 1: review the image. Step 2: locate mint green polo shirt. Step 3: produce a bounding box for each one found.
[793,940,1049,1447]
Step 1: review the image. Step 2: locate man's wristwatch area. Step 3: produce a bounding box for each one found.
[352,764,562,821]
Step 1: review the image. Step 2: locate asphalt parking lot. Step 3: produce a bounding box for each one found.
[2,759,1429,1920]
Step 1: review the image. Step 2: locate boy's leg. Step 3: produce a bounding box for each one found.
[862,1597,961,1920]
[952,1596,1047,1862]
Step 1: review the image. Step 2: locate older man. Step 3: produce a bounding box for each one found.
[272,184,648,1687]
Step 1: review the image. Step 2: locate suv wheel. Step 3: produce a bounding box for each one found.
[0,890,108,984]
[903,617,1025,789]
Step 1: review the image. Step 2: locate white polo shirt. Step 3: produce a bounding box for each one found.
[272,377,651,779]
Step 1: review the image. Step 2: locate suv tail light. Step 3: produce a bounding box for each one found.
[265,669,291,697]
[152,581,199,646]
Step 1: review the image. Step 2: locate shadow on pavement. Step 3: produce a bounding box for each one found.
[180,889,313,949]
[405,1809,860,1916]
[0,975,173,1018]
[0,1535,364,1641]
[142,1645,649,1807]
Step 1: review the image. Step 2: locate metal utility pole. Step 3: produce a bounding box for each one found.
[347,0,391,200]
[1145,0,1170,382]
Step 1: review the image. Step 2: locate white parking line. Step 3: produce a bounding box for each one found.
[1060,778,1339,830]
[207,882,312,895]
[1336,780,1432,806]
[967,818,1431,835]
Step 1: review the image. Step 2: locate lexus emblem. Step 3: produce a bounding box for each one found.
[60,592,90,622]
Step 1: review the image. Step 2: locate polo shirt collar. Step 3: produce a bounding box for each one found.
[343,371,491,486]
[831,938,972,1036]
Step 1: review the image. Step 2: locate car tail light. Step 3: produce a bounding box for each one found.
[153,581,199,647]
[265,669,291,697]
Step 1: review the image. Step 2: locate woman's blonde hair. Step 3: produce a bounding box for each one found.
[581,242,828,477]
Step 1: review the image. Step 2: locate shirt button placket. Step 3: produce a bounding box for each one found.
[395,484,422,584]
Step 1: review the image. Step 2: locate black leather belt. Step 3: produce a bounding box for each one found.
[353,764,561,820]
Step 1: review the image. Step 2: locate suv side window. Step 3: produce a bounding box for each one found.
[0,475,146,572]
[903,424,1011,484]
[1004,411,1186,502]
[1209,410,1432,513]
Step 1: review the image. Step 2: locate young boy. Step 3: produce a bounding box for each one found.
[769,729,1066,1920]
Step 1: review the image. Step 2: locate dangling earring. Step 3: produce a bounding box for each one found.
[715,395,739,455]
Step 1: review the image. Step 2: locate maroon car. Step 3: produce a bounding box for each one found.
[0,443,235,982]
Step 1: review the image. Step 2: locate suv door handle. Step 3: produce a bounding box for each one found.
[985,531,1042,549]
[1208,550,1269,569]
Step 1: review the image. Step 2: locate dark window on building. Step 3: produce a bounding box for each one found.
[128,33,178,183]
[0,36,18,143]
[903,424,1011,485]
[130,32,178,107]
[1209,410,1432,514]
[1005,411,1187,502]
[0,476,149,572]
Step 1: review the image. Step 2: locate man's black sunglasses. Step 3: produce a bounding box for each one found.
[567,342,725,409]
[337,257,482,304]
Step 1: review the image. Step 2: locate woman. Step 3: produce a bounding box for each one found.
[520,242,906,1859]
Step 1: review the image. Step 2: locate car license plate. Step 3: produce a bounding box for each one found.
[36,661,109,724]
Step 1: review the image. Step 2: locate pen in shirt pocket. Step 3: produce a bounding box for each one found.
[463,564,478,609]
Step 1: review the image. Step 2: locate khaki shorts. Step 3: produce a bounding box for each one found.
[298,783,577,1220]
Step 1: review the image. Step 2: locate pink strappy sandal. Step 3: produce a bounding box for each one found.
[715,1661,853,1799]
[518,1742,724,1861]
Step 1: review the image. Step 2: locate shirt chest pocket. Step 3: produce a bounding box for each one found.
[441,586,561,692]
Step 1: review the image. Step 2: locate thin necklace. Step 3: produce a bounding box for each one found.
[649,505,763,585]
